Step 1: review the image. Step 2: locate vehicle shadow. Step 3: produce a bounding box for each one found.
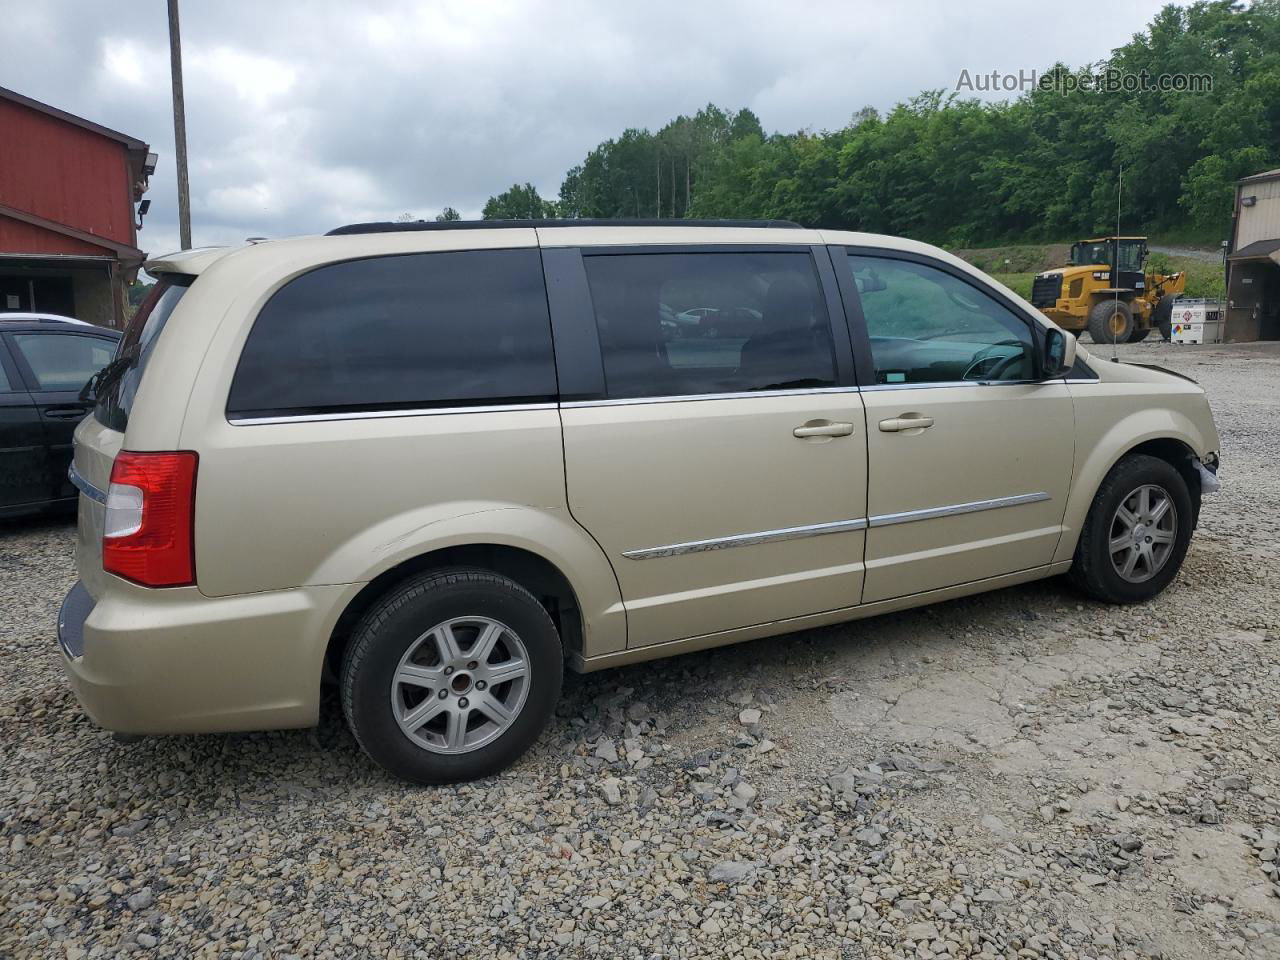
[0,509,76,536]
[81,575,1079,814]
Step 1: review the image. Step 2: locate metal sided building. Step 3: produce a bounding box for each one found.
[0,86,155,328]
[1225,167,1280,343]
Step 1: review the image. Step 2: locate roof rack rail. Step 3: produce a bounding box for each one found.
[325,218,804,236]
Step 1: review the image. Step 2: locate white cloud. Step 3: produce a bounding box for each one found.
[1,0,1170,257]
[187,46,297,108]
[101,40,149,89]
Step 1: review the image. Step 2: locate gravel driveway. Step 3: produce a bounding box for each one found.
[1148,245,1225,264]
[2,341,1278,960]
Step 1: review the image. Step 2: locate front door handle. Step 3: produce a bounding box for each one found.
[878,416,935,433]
[793,420,855,439]
[44,405,89,420]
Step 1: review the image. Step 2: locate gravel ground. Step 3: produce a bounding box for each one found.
[1147,246,1224,264]
[2,340,1278,960]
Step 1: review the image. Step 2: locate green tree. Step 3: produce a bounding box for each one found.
[489,1,1280,243]
[126,279,153,308]
[482,183,557,220]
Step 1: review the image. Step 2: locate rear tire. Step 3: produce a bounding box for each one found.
[1126,326,1151,343]
[340,569,563,784]
[1068,454,1193,604]
[1088,299,1134,344]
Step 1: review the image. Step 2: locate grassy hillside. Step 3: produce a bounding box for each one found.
[953,245,1225,302]
[951,245,1069,275]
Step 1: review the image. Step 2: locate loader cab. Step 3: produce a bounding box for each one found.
[1069,237,1148,292]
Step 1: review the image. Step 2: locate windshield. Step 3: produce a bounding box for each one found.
[1070,240,1145,273]
[1116,241,1145,272]
[93,275,192,432]
[1070,242,1111,266]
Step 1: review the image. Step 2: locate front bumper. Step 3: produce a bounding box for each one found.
[58,578,351,735]
[1194,456,1221,494]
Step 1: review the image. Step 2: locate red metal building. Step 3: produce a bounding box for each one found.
[0,86,155,328]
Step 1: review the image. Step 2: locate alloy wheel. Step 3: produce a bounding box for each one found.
[1108,484,1177,583]
[390,616,530,754]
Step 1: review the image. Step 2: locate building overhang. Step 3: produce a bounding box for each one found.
[1227,238,1280,263]
[0,203,145,264]
[0,253,115,267]
[1237,168,1280,186]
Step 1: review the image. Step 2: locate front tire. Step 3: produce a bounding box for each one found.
[1126,326,1151,343]
[1088,299,1134,344]
[341,569,563,784]
[1069,454,1193,604]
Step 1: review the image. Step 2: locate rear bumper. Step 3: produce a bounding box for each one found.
[57,582,94,659]
[58,578,351,735]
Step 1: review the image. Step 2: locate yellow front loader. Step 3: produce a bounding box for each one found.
[1030,237,1186,343]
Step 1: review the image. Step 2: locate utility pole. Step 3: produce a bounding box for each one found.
[167,0,192,249]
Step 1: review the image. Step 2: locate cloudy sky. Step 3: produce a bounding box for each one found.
[3,0,1169,258]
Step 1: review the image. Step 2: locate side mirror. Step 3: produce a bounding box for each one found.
[1042,327,1076,380]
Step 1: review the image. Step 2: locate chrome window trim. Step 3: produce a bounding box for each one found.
[868,492,1051,527]
[227,402,558,426]
[567,380,1061,407]
[861,380,980,392]
[623,517,869,560]
[68,463,107,504]
[562,386,861,409]
[862,379,1052,391]
[228,380,1075,421]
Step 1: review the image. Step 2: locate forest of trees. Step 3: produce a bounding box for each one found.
[482,0,1280,246]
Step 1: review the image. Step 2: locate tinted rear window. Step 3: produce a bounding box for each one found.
[583,251,836,399]
[227,249,556,418]
[94,276,192,432]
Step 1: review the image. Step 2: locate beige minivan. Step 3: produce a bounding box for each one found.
[59,220,1220,783]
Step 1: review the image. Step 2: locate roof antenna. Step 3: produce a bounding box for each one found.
[1112,164,1123,363]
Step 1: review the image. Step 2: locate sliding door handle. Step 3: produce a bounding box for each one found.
[793,420,855,439]
[878,416,934,433]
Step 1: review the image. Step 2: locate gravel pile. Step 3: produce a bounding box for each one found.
[2,340,1278,959]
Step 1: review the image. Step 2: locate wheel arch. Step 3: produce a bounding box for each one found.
[1055,426,1206,565]
[324,543,591,685]
[1117,436,1202,520]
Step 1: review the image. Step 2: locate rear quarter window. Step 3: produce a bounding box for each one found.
[226,248,557,419]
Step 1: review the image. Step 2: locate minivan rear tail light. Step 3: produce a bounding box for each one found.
[102,451,198,587]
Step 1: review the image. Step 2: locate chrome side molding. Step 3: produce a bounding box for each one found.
[622,492,1051,559]
[622,518,869,560]
[868,492,1050,527]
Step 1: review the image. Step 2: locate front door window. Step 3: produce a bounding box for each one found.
[846,255,1036,385]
